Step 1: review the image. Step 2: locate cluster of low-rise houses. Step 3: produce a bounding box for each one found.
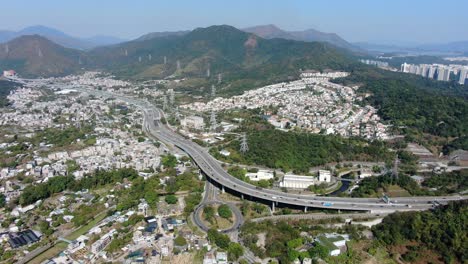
[60,71,131,88]
[0,80,163,186]
[182,71,388,139]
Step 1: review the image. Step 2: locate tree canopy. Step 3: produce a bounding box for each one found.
[372,200,468,262]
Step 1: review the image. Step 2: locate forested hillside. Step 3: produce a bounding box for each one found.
[0,35,84,77]
[0,79,21,107]
[88,25,358,95]
[212,119,394,173]
[334,67,468,137]
[372,200,468,263]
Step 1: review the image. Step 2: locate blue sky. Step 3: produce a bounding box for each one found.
[2,0,467,44]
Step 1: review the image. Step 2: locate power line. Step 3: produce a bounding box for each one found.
[162,95,168,111]
[210,110,217,131]
[240,133,249,154]
[211,85,216,98]
[168,89,175,106]
[393,156,399,180]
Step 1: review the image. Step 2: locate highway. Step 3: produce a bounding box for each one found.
[79,87,468,213]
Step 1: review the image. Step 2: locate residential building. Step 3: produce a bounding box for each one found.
[216,252,228,264]
[3,70,16,77]
[459,67,468,85]
[315,234,350,256]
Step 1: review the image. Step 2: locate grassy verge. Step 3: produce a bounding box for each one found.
[28,211,107,263]
[27,242,67,264]
[66,211,107,241]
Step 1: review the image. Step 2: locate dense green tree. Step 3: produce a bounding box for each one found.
[308,243,330,259]
[203,206,215,223]
[18,168,140,206]
[334,67,468,137]
[165,194,178,204]
[174,235,187,246]
[207,228,231,249]
[227,242,244,261]
[372,200,467,262]
[184,193,202,215]
[0,80,21,107]
[217,204,232,219]
[38,220,54,236]
[225,128,393,173]
[162,154,177,168]
[0,194,6,208]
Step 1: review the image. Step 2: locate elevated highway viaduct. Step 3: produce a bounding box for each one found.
[78,87,468,214]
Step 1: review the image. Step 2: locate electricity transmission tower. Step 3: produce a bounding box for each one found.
[240,133,249,154]
[168,89,175,106]
[393,156,399,180]
[175,107,181,120]
[75,111,81,129]
[162,95,168,111]
[217,73,222,84]
[176,60,181,71]
[211,85,216,98]
[210,110,217,131]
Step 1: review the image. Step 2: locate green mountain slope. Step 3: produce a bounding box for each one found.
[0,35,84,77]
[88,25,357,94]
[334,67,468,137]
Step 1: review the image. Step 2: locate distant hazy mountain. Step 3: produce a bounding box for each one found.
[0,30,16,43]
[135,30,190,41]
[83,35,127,47]
[242,24,359,51]
[0,35,84,77]
[0,25,125,50]
[417,41,468,54]
[355,41,468,54]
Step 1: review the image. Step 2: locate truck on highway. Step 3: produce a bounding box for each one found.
[322,202,333,207]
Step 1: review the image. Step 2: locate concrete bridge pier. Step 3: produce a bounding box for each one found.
[304,206,308,213]
[241,194,244,200]
[221,185,225,193]
[272,201,275,212]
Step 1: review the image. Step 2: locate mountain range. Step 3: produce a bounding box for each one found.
[354,41,468,54]
[136,24,359,52]
[0,25,126,50]
[0,25,357,96]
[0,35,84,76]
[242,24,360,52]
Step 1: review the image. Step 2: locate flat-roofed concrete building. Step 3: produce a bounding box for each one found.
[181,115,204,130]
[318,170,331,182]
[280,174,316,189]
[246,169,274,181]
